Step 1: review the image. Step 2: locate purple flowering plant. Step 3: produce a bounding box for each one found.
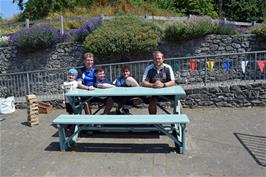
[10,25,61,52]
[66,17,102,42]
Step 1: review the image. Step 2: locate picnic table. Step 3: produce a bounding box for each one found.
[53,86,190,154]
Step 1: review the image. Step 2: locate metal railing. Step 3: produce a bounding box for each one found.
[0,51,265,102]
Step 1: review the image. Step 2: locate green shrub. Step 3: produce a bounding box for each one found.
[165,17,217,41]
[84,16,162,57]
[0,36,10,47]
[251,23,266,38]
[214,26,238,35]
[164,17,239,41]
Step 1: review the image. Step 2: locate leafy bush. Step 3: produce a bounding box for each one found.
[84,16,162,56]
[251,23,266,38]
[165,17,217,41]
[10,25,61,51]
[215,25,238,35]
[0,36,10,47]
[165,17,239,41]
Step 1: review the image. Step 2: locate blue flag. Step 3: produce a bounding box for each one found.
[224,60,230,72]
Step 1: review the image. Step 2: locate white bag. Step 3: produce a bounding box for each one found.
[0,96,15,114]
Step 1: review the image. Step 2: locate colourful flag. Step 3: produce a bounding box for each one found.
[207,61,215,71]
[257,60,265,73]
[189,60,197,72]
[173,60,179,72]
[223,60,230,72]
[241,61,249,73]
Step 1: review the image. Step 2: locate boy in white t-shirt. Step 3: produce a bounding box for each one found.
[62,68,79,114]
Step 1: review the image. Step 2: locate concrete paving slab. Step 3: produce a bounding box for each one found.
[0,107,265,176]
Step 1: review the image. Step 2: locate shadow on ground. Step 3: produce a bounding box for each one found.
[45,142,176,153]
[47,131,176,153]
[234,132,266,167]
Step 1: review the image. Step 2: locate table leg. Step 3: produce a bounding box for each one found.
[180,123,187,154]
[57,124,66,151]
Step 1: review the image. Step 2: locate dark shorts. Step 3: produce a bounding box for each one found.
[141,96,175,104]
[65,103,74,114]
[113,96,143,106]
[81,96,109,104]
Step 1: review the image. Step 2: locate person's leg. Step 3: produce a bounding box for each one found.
[103,97,114,114]
[148,97,157,114]
[83,102,92,114]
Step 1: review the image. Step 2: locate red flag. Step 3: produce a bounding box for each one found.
[257,60,265,73]
[189,60,197,72]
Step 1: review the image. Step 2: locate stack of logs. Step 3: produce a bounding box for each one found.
[26,95,39,126]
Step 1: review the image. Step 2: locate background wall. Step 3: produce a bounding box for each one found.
[1,34,265,74]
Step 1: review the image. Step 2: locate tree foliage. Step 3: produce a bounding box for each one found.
[220,0,264,22]
[13,0,265,22]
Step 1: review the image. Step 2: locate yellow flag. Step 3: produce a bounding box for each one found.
[207,61,215,71]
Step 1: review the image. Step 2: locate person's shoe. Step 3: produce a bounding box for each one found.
[121,107,130,114]
[131,97,143,106]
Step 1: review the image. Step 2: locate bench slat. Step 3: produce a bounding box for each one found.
[53,114,189,125]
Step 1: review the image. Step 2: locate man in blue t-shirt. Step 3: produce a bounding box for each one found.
[77,52,96,90]
[77,53,113,114]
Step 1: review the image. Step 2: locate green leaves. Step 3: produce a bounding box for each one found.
[251,23,266,38]
[84,16,162,57]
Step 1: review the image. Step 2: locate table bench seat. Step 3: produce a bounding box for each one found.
[53,114,189,154]
[53,114,189,124]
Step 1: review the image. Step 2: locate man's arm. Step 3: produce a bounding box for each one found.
[142,81,155,87]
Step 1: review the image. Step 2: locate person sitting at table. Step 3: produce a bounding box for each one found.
[142,51,176,114]
[93,68,114,114]
[62,68,79,114]
[94,68,115,88]
[61,68,79,132]
[77,52,113,114]
[113,65,142,114]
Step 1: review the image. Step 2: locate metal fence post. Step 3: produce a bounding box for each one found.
[25,19,29,29]
[254,52,257,81]
[109,65,112,81]
[204,57,207,85]
[60,16,64,34]
[26,72,30,95]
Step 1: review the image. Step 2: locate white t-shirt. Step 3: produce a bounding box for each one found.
[62,80,78,103]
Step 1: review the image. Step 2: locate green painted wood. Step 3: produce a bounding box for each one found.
[65,85,186,97]
[53,114,189,125]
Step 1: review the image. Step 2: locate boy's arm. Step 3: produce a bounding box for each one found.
[96,83,115,88]
[78,80,95,90]
[125,77,140,87]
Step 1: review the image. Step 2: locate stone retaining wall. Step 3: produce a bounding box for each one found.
[181,81,266,108]
[1,34,265,74]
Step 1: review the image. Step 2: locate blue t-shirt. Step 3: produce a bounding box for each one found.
[77,67,96,86]
[114,76,127,87]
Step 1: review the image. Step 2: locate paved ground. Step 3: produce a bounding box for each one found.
[0,107,265,177]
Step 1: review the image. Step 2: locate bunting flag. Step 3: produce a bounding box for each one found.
[257,60,265,73]
[207,61,215,72]
[241,61,249,73]
[173,60,179,72]
[189,60,197,72]
[223,60,230,72]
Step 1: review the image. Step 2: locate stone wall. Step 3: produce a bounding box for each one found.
[1,34,265,74]
[14,80,265,109]
[181,81,266,108]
